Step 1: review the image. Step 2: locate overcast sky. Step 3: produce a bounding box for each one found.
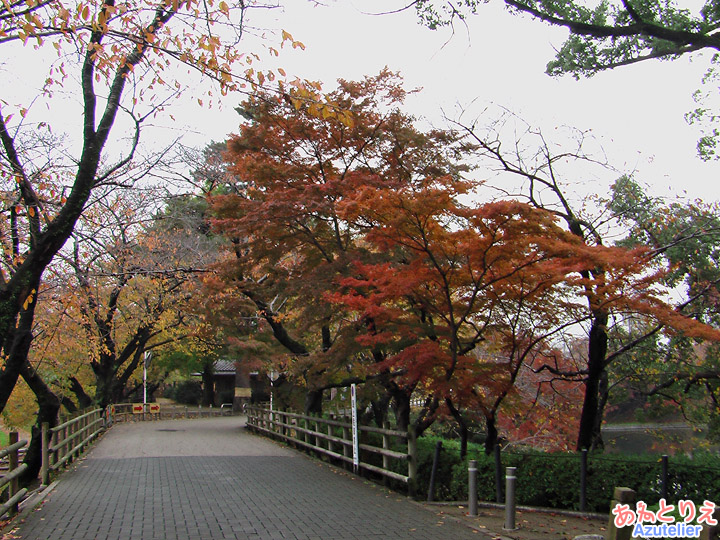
[8,1,713,204]
[189,0,720,203]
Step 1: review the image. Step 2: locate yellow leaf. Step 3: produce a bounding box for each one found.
[28,207,35,217]
[22,289,36,310]
[278,67,286,77]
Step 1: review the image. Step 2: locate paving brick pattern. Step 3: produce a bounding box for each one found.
[9,417,486,539]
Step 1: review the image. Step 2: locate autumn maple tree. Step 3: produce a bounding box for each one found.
[447,115,720,450]
[333,168,665,453]
[210,70,472,418]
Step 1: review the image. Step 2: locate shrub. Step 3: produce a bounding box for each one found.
[412,439,720,512]
[172,380,202,405]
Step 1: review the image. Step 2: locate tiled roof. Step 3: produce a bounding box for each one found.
[214,359,236,374]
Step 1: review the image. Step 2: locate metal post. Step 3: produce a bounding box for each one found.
[504,466,517,531]
[468,459,478,516]
[580,448,588,512]
[427,441,442,502]
[494,443,503,503]
[143,351,148,405]
[661,455,668,501]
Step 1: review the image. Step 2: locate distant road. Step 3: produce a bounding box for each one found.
[602,422,697,433]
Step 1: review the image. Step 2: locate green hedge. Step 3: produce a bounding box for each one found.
[409,438,720,512]
[280,417,720,512]
[163,380,202,405]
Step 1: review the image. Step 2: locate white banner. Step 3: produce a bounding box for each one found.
[351,383,359,471]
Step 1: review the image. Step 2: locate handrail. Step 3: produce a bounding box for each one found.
[245,406,417,493]
[41,408,105,485]
[0,433,28,519]
[0,440,27,461]
[109,403,236,423]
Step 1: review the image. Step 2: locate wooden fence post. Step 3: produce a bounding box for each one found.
[8,432,18,516]
[63,421,70,464]
[342,419,352,471]
[407,429,417,497]
[699,507,720,540]
[607,487,636,540]
[382,421,390,487]
[51,425,58,471]
[41,422,49,486]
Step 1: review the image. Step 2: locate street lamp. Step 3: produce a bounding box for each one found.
[143,351,152,406]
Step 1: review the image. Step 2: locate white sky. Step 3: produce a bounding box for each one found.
[188,0,720,203]
[4,1,718,204]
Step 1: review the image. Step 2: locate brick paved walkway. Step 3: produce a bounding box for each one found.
[7,416,487,540]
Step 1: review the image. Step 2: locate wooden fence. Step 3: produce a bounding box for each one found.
[109,403,234,423]
[246,406,417,492]
[41,408,104,486]
[0,433,28,519]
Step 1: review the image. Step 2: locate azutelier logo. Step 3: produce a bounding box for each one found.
[611,499,717,539]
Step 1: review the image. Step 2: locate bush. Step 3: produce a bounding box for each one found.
[217,390,234,405]
[411,439,720,512]
[171,380,202,405]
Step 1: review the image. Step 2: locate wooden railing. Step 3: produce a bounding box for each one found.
[0,433,28,518]
[41,408,104,485]
[246,406,417,492]
[108,403,235,423]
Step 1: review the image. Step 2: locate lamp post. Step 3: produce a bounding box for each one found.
[143,351,152,406]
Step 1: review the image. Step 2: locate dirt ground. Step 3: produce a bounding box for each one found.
[424,502,608,539]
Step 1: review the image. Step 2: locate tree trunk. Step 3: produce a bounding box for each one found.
[576,312,608,450]
[592,370,609,451]
[369,394,390,428]
[60,396,77,414]
[304,388,323,415]
[19,361,60,486]
[446,398,469,459]
[485,414,499,455]
[69,376,94,409]
[391,387,411,432]
[92,359,119,409]
[201,363,215,407]
[0,282,40,414]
